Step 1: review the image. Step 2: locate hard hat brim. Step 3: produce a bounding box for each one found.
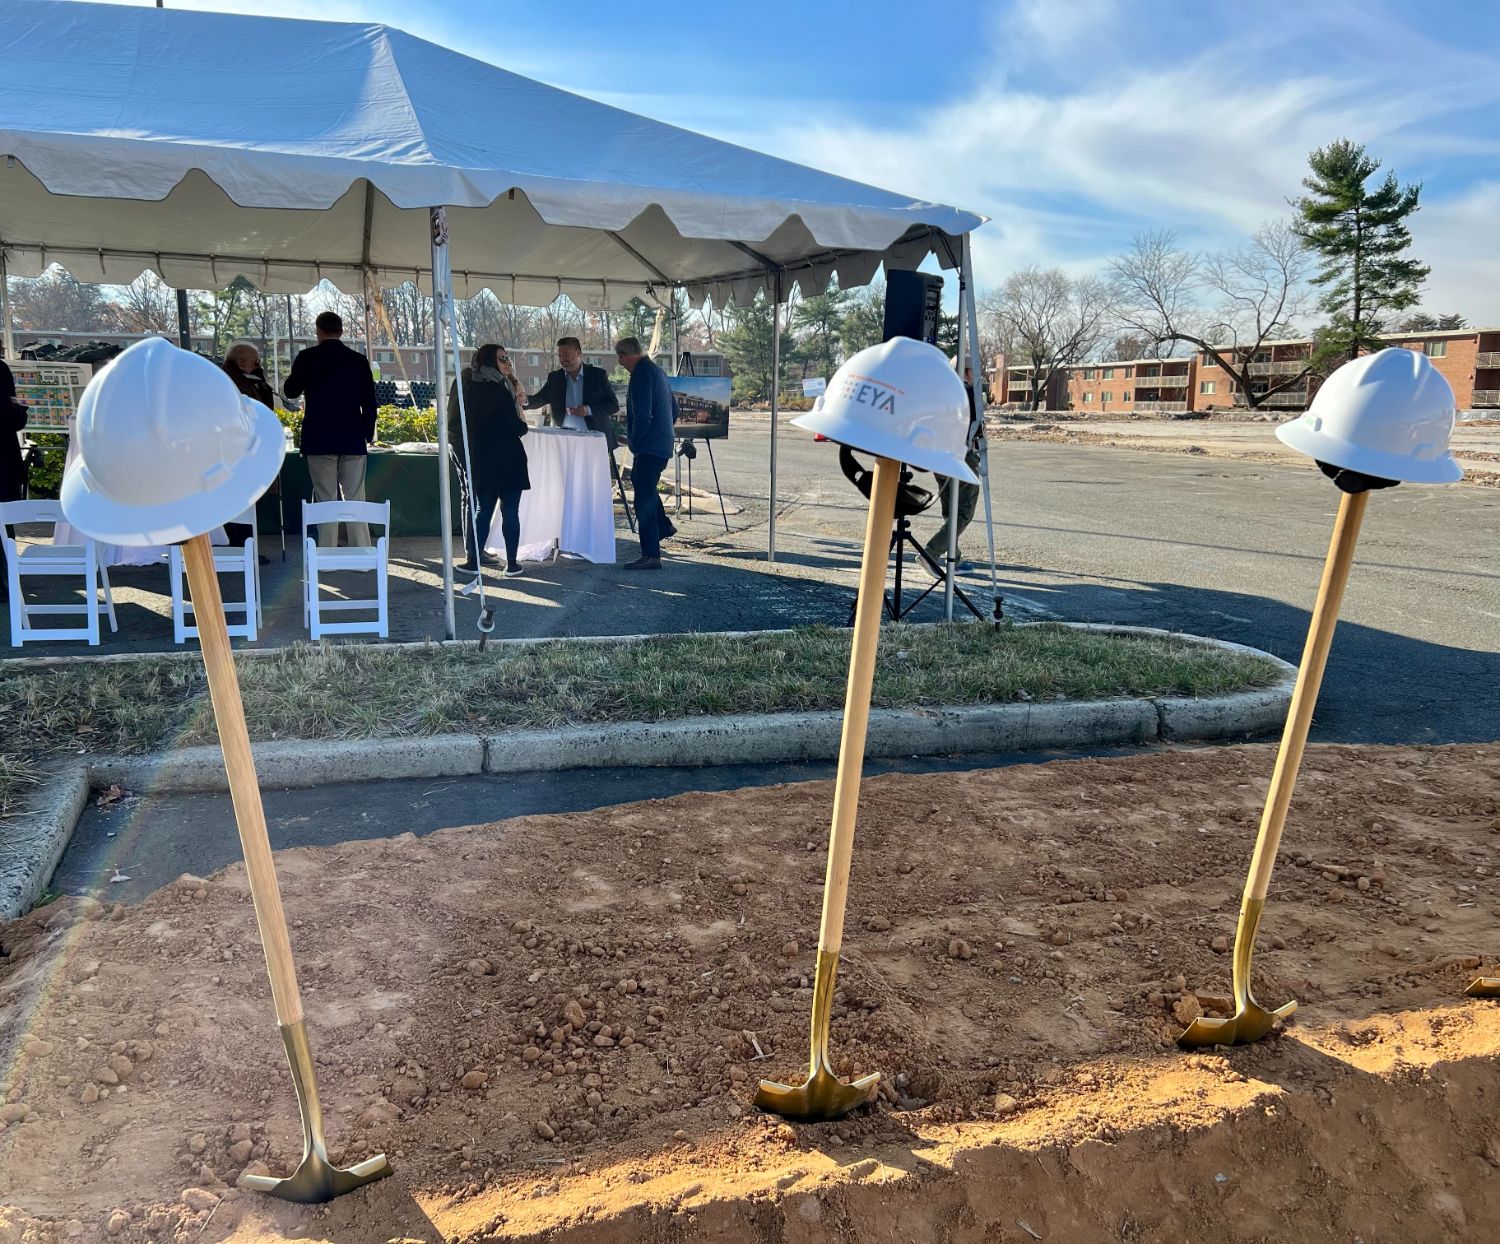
[1275,419,1463,485]
[60,401,288,546]
[792,409,979,483]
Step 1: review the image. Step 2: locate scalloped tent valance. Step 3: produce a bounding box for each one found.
[0,0,982,307]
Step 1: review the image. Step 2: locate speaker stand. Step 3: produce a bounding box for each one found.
[846,515,985,625]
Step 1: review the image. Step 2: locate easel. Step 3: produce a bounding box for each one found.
[609,449,636,533]
[674,350,730,534]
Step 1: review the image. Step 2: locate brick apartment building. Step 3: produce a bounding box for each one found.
[993,325,1500,415]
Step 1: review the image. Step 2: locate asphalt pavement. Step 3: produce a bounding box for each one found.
[713,419,1499,746]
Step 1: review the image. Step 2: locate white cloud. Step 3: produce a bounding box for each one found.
[1410,182,1500,325]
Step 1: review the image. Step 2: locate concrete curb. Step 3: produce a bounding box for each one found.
[90,735,485,794]
[1,625,1296,918]
[0,766,90,918]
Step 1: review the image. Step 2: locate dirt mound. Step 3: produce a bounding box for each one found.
[2,743,1499,1242]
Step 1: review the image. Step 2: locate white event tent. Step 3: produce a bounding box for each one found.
[0,0,992,637]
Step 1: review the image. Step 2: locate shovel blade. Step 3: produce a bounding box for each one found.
[238,1149,392,1204]
[1178,999,1295,1049]
[1465,977,1500,998]
[754,1067,880,1123]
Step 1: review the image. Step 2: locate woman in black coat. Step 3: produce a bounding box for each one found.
[1,354,27,599]
[447,342,530,575]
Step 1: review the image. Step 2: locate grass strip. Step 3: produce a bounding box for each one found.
[0,623,1281,814]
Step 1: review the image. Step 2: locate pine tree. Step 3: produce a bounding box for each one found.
[1294,139,1429,360]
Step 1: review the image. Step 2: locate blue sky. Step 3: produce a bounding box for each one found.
[79,0,1500,322]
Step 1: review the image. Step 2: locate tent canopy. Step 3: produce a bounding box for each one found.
[0,0,983,307]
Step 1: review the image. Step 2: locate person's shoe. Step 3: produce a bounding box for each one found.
[504,562,525,578]
[459,559,481,573]
[480,552,503,567]
[624,556,662,570]
[958,560,975,574]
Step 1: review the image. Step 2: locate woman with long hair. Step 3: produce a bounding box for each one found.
[222,342,278,556]
[448,342,529,575]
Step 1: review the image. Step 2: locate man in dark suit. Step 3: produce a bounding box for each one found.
[525,336,621,448]
[284,311,378,546]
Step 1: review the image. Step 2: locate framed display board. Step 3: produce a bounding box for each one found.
[671,375,731,440]
[11,360,92,432]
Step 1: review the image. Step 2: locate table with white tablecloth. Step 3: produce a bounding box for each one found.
[486,426,615,564]
[50,416,227,563]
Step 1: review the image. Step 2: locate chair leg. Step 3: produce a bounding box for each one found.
[6,571,22,648]
[377,552,389,640]
[86,564,101,646]
[243,546,258,643]
[99,562,119,633]
[171,550,187,645]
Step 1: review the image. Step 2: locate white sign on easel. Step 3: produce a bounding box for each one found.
[802,377,827,398]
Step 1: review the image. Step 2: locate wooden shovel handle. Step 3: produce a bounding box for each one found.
[817,456,901,957]
[181,534,304,1027]
[1244,489,1369,904]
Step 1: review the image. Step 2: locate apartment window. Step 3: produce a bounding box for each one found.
[1200,381,1216,395]
[1080,368,1094,380]
[1082,392,1095,403]
[1102,368,1115,379]
[1102,392,1113,403]
[1424,340,1448,358]
[1122,391,1132,402]
[1122,367,1133,379]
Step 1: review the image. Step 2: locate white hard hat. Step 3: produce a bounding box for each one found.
[1275,348,1462,484]
[793,337,977,481]
[61,337,285,546]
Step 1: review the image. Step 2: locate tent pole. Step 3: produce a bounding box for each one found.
[429,208,457,641]
[961,234,1001,622]
[176,288,191,350]
[0,246,13,362]
[768,273,782,565]
[943,257,970,622]
[363,287,376,365]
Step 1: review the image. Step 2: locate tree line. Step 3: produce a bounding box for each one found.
[4,139,1451,410]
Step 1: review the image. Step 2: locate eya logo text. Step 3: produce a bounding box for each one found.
[836,378,896,414]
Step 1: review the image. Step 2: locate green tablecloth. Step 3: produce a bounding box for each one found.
[261,449,462,538]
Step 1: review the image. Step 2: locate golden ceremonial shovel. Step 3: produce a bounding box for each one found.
[182,534,392,1200]
[753,457,898,1121]
[1180,489,1367,1048]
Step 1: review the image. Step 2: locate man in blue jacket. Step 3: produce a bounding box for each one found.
[616,336,678,570]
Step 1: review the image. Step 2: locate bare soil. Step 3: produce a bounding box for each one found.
[3,743,1499,1243]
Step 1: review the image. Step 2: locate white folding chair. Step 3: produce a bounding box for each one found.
[301,500,390,639]
[0,499,118,647]
[169,507,262,644]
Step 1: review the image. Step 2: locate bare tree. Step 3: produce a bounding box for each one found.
[535,297,585,349]
[1111,223,1319,409]
[115,271,177,335]
[9,267,121,333]
[1102,332,1161,362]
[982,268,1115,411]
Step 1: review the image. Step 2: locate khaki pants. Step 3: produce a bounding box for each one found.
[924,448,982,562]
[306,454,371,547]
